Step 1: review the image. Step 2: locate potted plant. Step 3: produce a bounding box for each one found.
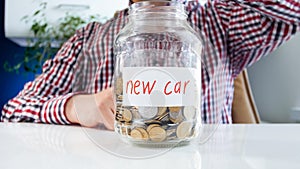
[4,2,102,74]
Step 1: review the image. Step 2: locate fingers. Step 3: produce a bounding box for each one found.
[72,94,97,127]
[71,91,115,129]
[95,87,116,130]
[99,107,115,130]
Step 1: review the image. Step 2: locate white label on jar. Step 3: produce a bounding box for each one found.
[122,67,201,107]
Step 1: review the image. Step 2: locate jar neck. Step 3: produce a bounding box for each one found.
[129,1,187,21]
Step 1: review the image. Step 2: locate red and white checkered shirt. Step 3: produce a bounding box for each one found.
[1,0,300,124]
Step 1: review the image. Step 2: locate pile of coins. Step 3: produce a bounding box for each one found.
[114,77,199,143]
[115,103,198,143]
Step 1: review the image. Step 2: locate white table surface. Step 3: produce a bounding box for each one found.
[0,123,299,169]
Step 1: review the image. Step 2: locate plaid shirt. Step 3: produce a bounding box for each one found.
[1,0,300,124]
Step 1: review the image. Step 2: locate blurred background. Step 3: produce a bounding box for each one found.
[0,0,31,113]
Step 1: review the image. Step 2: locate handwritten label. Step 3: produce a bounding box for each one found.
[122,67,201,107]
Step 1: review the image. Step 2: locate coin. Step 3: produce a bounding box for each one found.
[176,121,193,139]
[138,107,158,119]
[122,108,132,122]
[169,106,183,123]
[117,95,123,101]
[130,128,143,139]
[148,126,167,142]
[144,119,162,125]
[115,77,123,95]
[115,113,123,121]
[155,111,169,122]
[157,107,167,116]
[169,107,181,113]
[130,127,149,140]
[131,108,141,119]
[146,124,160,133]
[169,111,183,124]
[183,106,196,120]
[137,127,149,140]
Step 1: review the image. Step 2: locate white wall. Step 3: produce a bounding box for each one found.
[248,33,300,123]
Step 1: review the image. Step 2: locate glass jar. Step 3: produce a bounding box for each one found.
[114,1,203,145]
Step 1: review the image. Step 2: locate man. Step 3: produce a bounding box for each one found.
[1,0,300,130]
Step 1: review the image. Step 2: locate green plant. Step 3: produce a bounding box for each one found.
[4,2,102,74]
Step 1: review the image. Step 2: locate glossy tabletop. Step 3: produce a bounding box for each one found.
[0,123,299,169]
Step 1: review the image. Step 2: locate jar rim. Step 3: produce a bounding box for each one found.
[129,1,187,17]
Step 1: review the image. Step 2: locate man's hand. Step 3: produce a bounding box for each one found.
[66,88,115,130]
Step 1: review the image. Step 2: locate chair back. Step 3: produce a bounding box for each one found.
[232,69,261,123]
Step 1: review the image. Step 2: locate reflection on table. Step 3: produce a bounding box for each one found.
[0,123,300,169]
